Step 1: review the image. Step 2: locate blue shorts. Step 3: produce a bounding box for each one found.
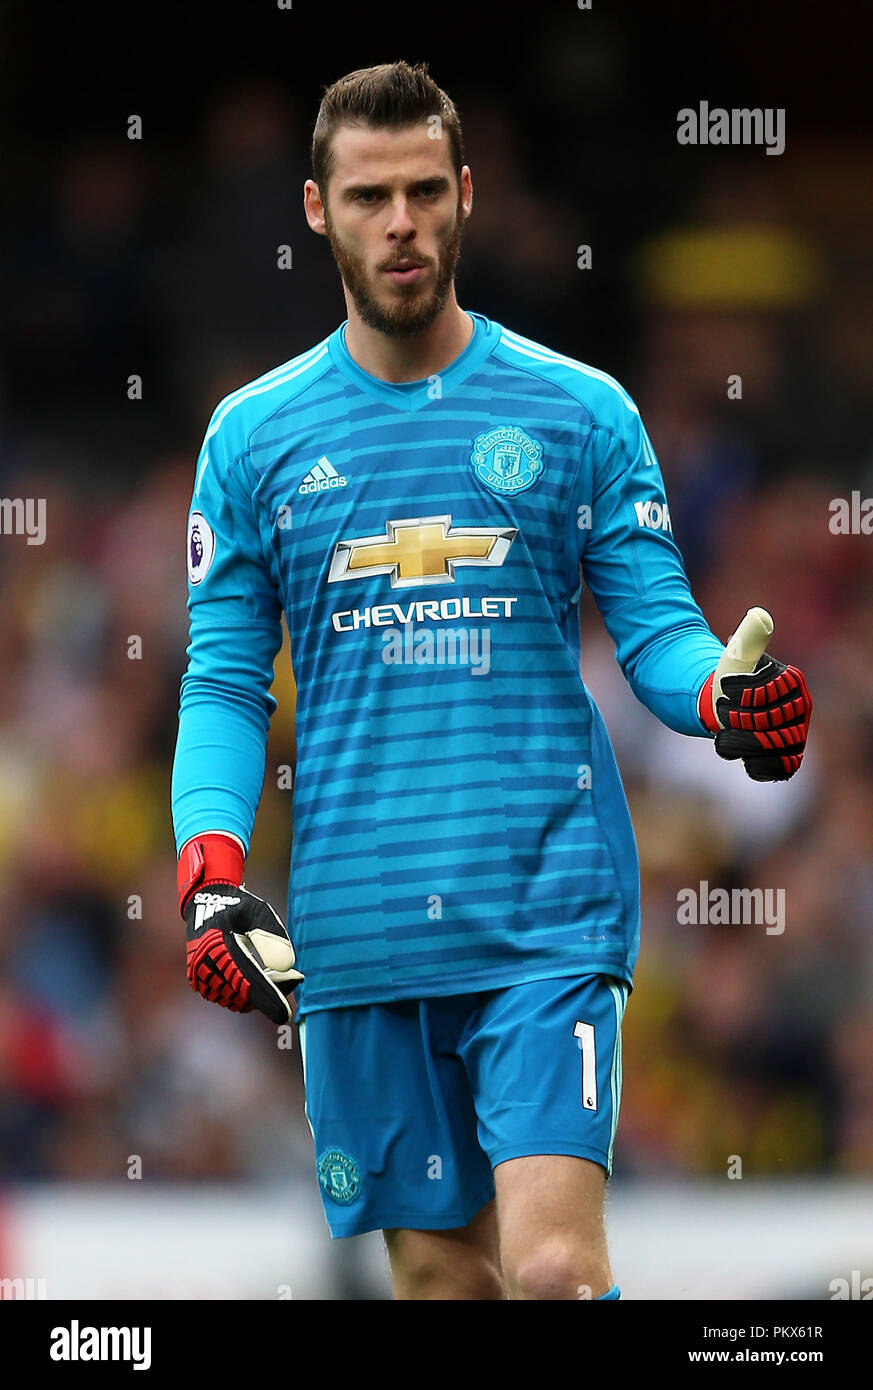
[298,972,629,1238]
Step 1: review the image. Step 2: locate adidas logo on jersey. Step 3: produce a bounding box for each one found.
[299,457,348,494]
[633,499,672,534]
[193,891,241,930]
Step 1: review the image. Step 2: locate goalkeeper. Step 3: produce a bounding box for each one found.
[171,60,811,1301]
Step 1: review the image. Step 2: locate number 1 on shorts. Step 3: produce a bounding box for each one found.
[574,1020,597,1111]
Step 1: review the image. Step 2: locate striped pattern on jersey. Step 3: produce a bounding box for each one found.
[173,313,725,1013]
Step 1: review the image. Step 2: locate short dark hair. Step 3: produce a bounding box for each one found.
[311,61,464,199]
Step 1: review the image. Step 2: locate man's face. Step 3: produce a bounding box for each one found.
[308,123,472,337]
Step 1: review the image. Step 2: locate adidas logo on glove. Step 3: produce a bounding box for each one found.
[192,890,241,929]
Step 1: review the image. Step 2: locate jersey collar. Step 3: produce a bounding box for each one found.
[327,311,499,411]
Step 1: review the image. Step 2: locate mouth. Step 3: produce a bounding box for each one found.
[383,260,427,286]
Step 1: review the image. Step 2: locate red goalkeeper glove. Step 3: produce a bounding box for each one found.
[698,608,812,782]
[178,834,303,1024]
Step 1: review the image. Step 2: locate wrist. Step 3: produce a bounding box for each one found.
[698,670,719,734]
[178,833,245,917]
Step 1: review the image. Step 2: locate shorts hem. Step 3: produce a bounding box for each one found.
[489,1142,611,1174]
[322,1183,496,1239]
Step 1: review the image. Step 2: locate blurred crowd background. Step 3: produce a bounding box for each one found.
[0,0,871,1279]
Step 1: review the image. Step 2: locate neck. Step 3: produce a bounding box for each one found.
[343,292,474,383]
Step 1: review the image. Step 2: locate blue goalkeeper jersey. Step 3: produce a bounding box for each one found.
[172,312,725,1014]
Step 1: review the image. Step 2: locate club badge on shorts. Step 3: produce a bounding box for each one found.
[470,424,544,497]
[317,1147,362,1205]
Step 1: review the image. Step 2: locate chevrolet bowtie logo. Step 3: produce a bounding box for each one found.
[328,515,517,588]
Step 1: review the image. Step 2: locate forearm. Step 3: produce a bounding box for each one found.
[172,674,272,854]
[606,589,725,737]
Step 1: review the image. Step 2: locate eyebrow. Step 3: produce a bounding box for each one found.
[342,175,452,200]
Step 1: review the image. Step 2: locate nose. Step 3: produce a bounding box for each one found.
[385,194,416,242]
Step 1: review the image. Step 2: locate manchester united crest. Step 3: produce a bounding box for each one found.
[470,425,544,497]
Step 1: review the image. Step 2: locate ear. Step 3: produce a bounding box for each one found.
[304,179,328,236]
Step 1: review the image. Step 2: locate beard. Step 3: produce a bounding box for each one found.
[323,196,465,338]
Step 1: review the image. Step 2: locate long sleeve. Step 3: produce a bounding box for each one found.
[578,391,724,736]
[171,414,283,854]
